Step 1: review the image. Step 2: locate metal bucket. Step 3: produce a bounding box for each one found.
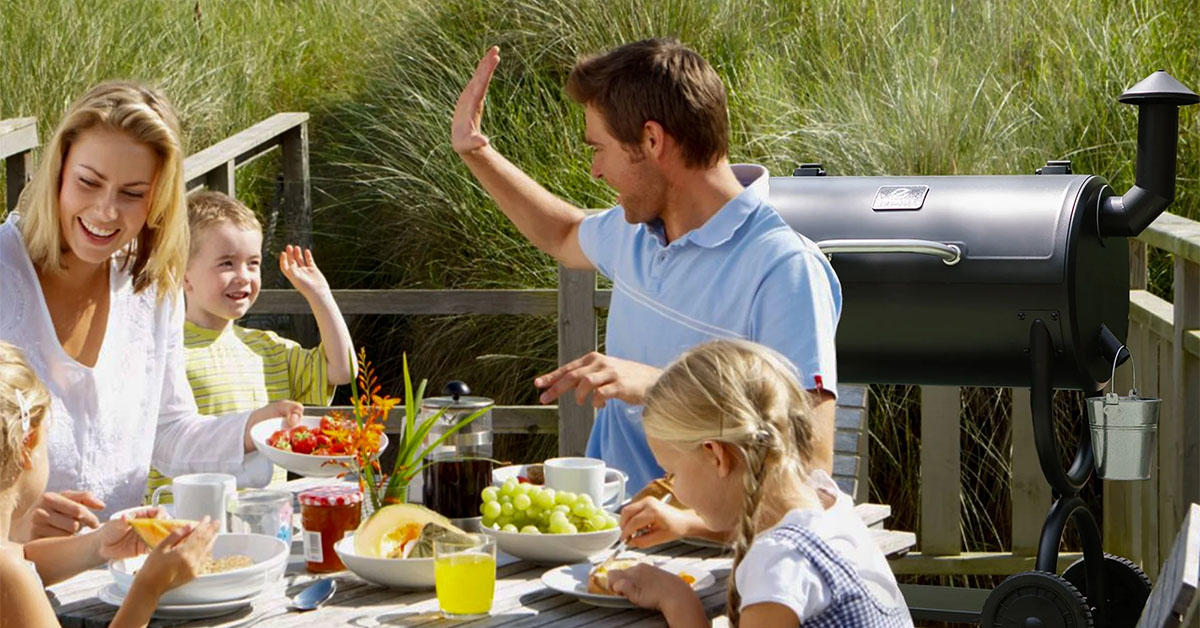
[1086,348,1160,480]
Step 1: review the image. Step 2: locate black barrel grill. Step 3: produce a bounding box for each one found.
[770,71,1198,627]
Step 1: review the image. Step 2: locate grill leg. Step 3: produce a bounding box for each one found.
[1027,319,1109,624]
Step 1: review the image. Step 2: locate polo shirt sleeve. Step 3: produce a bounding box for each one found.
[576,207,624,278]
[749,248,842,395]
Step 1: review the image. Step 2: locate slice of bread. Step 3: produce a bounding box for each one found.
[127,518,197,548]
[587,558,641,595]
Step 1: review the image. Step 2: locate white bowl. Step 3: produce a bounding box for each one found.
[250,416,388,478]
[479,523,620,564]
[110,533,288,605]
[334,534,434,589]
[491,464,627,510]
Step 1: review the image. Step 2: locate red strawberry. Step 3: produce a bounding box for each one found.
[290,427,316,454]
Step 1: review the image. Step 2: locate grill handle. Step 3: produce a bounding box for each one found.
[816,238,962,266]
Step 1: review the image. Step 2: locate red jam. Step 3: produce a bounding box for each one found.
[299,485,362,573]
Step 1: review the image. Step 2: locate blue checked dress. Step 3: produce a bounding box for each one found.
[761,524,912,627]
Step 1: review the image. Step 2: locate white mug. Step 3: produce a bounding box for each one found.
[544,457,609,508]
[151,473,236,533]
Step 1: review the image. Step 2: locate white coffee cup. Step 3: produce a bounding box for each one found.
[544,457,610,508]
[151,473,236,533]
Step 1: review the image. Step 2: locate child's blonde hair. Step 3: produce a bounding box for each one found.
[0,342,51,490]
[186,190,262,259]
[642,339,815,623]
[17,81,188,298]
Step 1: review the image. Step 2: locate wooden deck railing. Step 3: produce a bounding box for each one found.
[3,113,1197,587]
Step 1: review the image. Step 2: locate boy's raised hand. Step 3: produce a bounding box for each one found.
[279,245,330,298]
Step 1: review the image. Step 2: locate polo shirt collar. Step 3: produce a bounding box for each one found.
[683,163,768,249]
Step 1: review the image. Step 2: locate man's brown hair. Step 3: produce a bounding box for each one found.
[566,38,729,168]
[186,190,261,258]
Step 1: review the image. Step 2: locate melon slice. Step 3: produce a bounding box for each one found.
[353,504,465,558]
[128,518,197,548]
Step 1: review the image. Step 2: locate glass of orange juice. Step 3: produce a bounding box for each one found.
[434,533,497,618]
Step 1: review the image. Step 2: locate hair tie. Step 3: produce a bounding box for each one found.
[15,389,32,435]
[753,429,773,446]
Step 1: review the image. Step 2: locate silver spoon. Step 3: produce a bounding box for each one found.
[291,577,336,611]
[229,578,336,627]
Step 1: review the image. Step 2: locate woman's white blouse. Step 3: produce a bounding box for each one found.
[0,214,260,518]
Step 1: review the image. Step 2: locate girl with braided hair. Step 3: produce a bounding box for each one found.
[609,339,911,627]
[0,341,218,628]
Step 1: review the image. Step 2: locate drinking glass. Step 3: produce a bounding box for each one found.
[434,534,496,618]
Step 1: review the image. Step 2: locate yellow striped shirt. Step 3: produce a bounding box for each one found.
[146,321,334,500]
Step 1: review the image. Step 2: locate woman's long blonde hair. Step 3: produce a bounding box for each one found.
[642,339,815,624]
[17,81,188,297]
[0,341,51,492]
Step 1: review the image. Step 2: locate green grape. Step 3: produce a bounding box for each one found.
[518,482,536,496]
[501,523,519,533]
[562,522,578,534]
[527,507,544,522]
[501,502,514,517]
[482,515,497,528]
[548,519,568,534]
[554,491,577,506]
[533,488,556,509]
[496,515,512,528]
[549,510,569,527]
[481,486,499,503]
[501,478,519,496]
[606,514,619,528]
[553,504,571,515]
[571,501,592,517]
[482,500,502,520]
[587,514,608,531]
[514,493,532,510]
[520,525,541,534]
[576,493,594,507]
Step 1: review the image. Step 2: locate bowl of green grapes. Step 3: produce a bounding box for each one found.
[477,478,621,563]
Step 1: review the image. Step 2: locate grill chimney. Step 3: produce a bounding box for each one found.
[1099,70,1198,238]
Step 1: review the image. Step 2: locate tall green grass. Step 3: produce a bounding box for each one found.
[4,0,1197,576]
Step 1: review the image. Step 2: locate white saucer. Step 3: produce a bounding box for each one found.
[97,582,253,619]
[540,561,715,608]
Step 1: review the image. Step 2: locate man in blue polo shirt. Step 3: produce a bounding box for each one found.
[451,40,841,499]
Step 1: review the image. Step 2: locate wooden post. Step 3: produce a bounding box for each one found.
[556,264,597,456]
[280,122,316,346]
[1135,322,1160,572]
[1175,258,1199,518]
[1011,387,1051,556]
[204,159,235,196]
[5,149,33,214]
[1130,239,1148,290]
[920,386,961,556]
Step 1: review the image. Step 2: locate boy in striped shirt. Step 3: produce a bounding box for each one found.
[146,191,355,498]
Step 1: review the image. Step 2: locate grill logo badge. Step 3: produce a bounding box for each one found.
[873,185,930,211]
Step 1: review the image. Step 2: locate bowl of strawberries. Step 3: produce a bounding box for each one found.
[250,415,388,478]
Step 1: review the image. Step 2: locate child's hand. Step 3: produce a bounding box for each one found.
[619,497,699,548]
[245,400,303,451]
[279,245,330,298]
[607,563,697,611]
[130,517,218,596]
[96,507,168,561]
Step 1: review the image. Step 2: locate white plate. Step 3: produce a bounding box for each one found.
[110,533,288,605]
[97,583,253,619]
[334,534,435,589]
[492,464,627,510]
[479,522,620,564]
[250,417,388,478]
[540,561,715,608]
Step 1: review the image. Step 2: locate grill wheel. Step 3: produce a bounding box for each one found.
[1061,553,1152,628]
[982,571,1094,628]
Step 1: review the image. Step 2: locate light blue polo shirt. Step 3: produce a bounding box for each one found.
[576,164,842,493]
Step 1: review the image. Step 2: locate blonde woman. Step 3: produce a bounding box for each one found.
[0,82,301,541]
[0,341,219,628]
[610,340,911,627]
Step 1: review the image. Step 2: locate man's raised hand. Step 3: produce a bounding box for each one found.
[451,46,501,156]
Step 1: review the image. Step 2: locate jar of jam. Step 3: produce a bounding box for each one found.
[299,485,362,573]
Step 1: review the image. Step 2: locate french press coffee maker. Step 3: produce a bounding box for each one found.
[416,381,494,522]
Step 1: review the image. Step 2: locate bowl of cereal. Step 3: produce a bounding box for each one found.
[109,533,288,605]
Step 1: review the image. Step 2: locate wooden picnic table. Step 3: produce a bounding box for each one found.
[48,536,732,627]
